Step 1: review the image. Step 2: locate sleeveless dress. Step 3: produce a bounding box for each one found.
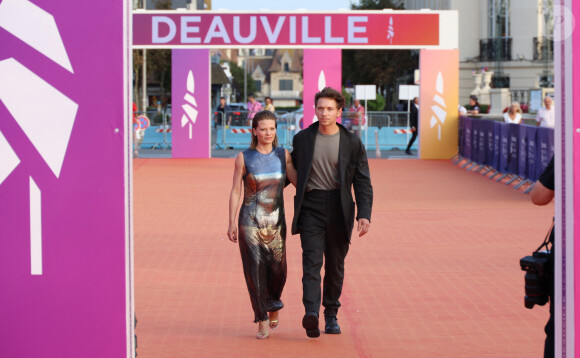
[238,147,287,322]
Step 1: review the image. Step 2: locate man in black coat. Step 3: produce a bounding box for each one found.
[405,97,419,155]
[291,87,373,338]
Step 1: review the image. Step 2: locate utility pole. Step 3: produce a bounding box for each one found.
[244,49,248,104]
[141,0,147,112]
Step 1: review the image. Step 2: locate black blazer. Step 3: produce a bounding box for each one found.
[410,103,418,130]
[291,122,373,242]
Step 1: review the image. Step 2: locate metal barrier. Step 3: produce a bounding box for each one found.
[136,109,416,153]
[214,110,293,150]
[135,110,171,149]
[359,111,417,151]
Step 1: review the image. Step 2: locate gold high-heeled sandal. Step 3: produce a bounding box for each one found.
[268,311,279,330]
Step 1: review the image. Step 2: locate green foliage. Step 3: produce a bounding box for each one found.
[153,0,172,9]
[351,0,404,10]
[367,92,386,111]
[342,88,353,108]
[227,61,256,102]
[345,0,416,109]
[147,49,172,104]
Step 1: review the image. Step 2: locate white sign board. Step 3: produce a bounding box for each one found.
[399,85,419,100]
[529,90,543,112]
[355,85,376,100]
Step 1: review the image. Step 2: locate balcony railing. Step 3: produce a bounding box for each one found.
[479,38,512,62]
[533,37,554,61]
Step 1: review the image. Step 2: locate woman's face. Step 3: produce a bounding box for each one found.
[266,98,272,104]
[253,119,276,145]
[469,98,476,106]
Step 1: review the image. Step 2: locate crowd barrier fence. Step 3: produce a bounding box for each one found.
[456,116,554,192]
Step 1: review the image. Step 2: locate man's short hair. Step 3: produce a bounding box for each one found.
[315,87,345,109]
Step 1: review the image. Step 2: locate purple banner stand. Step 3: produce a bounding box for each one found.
[463,118,472,160]
[507,124,520,174]
[477,120,486,164]
[458,116,466,156]
[171,49,210,158]
[517,125,527,178]
[0,0,131,357]
[525,126,538,181]
[470,119,479,162]
[484,120,494,166]
[303,49,342,129]
[536,126,554,180]
[499,123,509,173]
[491,121,501,170]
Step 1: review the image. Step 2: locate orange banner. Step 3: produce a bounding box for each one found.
[418,49,459,159]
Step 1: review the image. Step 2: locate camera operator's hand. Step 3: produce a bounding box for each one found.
[531,180,554,206]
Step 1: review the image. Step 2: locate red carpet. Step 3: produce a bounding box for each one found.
[134,158,553,357]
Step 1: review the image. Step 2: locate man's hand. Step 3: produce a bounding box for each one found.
[357,218,370,237]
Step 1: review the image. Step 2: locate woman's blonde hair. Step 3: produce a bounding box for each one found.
[250,110,278,150]
[509,102,522,114]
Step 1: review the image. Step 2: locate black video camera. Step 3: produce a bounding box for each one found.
[520,250,551,309]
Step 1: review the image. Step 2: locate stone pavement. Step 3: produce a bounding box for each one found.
[133,158,553,357]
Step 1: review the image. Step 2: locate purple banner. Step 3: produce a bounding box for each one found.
[171,49,210,158]
[507,124,520,174]
[517,125,527,178]
[303,49,341,129]
[0,0,129,357]
[536,127,554,179]
[525,126,538,181]
[463,118,472,160]
[458,116,466,156]
[470,119,479,162]
[477,119,487,164]
[491,121,501,170]
[499,123,509,173]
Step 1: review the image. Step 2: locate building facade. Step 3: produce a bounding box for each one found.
[405,0,554,110]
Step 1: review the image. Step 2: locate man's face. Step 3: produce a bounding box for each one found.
[413,98,419,105]
[544,97,552,109]
[220,98,225,106]
[248,97,255,103]
[315,97,342,128]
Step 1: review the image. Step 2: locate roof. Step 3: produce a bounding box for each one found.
[211,63,230,85]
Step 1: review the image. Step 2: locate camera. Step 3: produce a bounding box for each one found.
[520,250,551,309]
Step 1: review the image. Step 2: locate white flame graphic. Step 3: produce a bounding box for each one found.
[387,17,394,44]
[181,70,198,140]
[429,72,447,140]
[0,0,78,275]
[312,70,326,123]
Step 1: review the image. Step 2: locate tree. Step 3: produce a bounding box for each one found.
[147,49,172,106]
[227,61,256,103]
[133,50,144,110]
[343,0,418,110]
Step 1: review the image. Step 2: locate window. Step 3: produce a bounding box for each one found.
[254,80,262,93]
[279,79,293,91]
[488,0,510,39]
[284,63,290,72]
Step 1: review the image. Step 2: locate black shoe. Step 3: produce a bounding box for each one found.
[302,312,320,338]
[324,315,341,334]
[405,150,412,155]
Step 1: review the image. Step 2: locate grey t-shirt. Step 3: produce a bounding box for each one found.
[307,130,340,191]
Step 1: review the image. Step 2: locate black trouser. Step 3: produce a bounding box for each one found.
[544,228,555,358]
[298,189,349,317]
[405,130,417,152]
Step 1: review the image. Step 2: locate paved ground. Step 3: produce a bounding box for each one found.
[133,157,553,358]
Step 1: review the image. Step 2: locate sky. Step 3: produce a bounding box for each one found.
[212,0,354,11]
